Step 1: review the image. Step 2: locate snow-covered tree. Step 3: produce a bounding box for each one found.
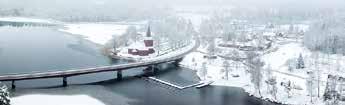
[288,24,294,34]
[283,80,292,98]
[152,16,193,50]
[247,56,264,96]
[199,62,208,80]
[192,57,197,70]
[271,78,278,100]
[0,84,10,105]
[265,64,273,79]
[266,76,277,99]
[286,59,295,72]
[199,19,217,48]
[296,53,305,69]
[231,50,241,70]
[311,52,321,97]
[125,26,138,42]
[264,64,274,96]
[222,60,231,80]
[306,71,315,103]
[207,37,216,56]
[186,20,197,37]
[304,18,345,54]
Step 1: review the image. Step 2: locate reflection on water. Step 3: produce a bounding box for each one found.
[67,38,100,57]
[0,26,114,75]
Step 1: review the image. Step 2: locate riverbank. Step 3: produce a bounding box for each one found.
[180,35,345,105]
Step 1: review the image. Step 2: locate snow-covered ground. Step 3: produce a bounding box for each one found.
[11,85,133,105]
[0,17,146,46]
[182,33,345,105]
[129,40,196,61]
[13,95,106,105]
[0,17,60,24]
[2,16,339,105]
[59,23,134,45]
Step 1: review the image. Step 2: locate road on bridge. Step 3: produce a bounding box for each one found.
[0,38,200,88]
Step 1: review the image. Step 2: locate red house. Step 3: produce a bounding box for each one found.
[128,26,155,56]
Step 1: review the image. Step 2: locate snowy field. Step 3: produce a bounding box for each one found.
[0,17,144,46]
[59,23,135,45]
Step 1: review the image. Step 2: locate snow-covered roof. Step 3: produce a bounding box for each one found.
[263,32,276,36]
[143,36,153,40]
[127,41,149,50]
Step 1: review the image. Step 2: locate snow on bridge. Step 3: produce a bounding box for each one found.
[0,39,199,89]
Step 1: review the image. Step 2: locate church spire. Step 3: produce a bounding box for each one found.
[146,25,151,37]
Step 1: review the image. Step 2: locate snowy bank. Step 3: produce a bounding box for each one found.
[13,95,106,105]
[0,17,59,24]
[12,85,134,105]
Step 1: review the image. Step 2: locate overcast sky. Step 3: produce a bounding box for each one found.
[1,0,344,20]
[1,0,345,8]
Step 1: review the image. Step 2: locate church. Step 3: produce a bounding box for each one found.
[127,26,155,56]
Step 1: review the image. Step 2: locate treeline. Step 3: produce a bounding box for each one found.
[304,18,345,54]
[0,0,172,22]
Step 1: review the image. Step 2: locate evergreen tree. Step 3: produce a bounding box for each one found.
[0,84,10,105]
[297,53,305,69]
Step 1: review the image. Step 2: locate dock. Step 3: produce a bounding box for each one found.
[148,77,207,90]
[195,81,214,89]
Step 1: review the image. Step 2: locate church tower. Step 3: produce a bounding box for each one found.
[144,25,154,54]
[144,25,153,47]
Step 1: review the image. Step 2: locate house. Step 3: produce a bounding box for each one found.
[127,26,155,56]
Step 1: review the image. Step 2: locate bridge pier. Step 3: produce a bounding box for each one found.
[143,65,158,76]
[11,80,16,89]
[152,65,158,74]
[63,77,67,87]
[117,70,123,81]
[173,58,183,67]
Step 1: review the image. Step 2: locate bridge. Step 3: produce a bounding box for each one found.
[0,39,199,89]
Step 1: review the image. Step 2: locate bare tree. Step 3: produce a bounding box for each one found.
[283,80,292,98]
[265,64,272,93]
[266,76,277,100]
[306,71,315,103]
[232,50,241,71]
[312,52,321,98]
[222,60,231,80]
[246,54,264,96]
[207,37,216,56]
[199,62,208,80]
[191,57,196,70]
[271,78,278,100]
